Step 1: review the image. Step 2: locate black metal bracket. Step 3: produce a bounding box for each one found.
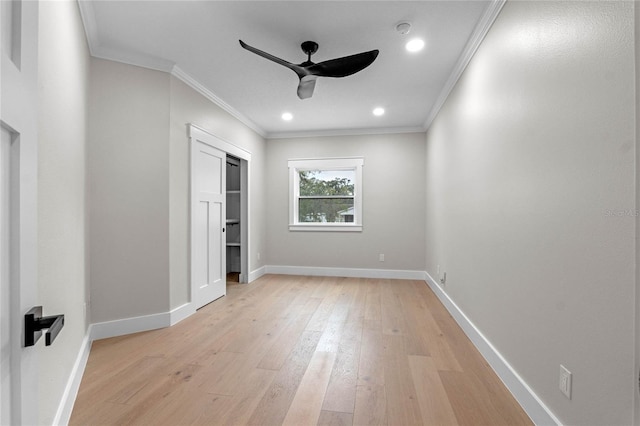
[24,306,64,347]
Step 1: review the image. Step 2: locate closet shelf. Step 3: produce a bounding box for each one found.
[226,190,241,194]
[226,242,241,247]
[226,219,240,225]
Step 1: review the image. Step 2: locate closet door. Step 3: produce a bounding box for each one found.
[192,141,226,308]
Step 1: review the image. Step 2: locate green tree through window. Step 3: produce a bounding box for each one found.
[298,170,355,223]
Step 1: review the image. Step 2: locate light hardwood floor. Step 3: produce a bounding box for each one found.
[70,275,533,426]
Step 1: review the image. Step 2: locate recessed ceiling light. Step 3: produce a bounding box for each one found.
[405,38,425,52]
[373,107,385,116]
[281,112,293,121]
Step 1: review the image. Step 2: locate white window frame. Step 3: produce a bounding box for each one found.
[288,157,364,232]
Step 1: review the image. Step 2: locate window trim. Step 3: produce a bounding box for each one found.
[288,157,364,232]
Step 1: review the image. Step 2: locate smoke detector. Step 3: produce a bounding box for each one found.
[396,21,412,35]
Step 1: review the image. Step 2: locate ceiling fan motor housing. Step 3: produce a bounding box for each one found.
[301,41,319,56]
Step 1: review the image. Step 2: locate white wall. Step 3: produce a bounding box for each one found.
[424,2,635,425]
[266,133,425,272]
[37,0,90,423]
[168,76,267,308]
[88,59,171,322]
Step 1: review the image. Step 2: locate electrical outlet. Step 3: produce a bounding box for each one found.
[440,272,447,286]
[559,365,572,399]
[257,252,261,260]
[379,254,385,262]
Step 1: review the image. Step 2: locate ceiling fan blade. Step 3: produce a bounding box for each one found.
[307,49,379,78]
[297,75,317,99]
[239,40,305,77]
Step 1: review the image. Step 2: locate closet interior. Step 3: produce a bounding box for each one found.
[226,155,242,283]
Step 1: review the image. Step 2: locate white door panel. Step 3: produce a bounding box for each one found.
[191,142,226,308]
[199,151,223,194]
[0,0,39,424]
[209,199,223,286]
[194,200,210,288]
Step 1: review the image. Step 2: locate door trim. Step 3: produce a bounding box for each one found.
[189,125,252,163]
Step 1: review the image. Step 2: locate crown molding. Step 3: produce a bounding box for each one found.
[422,0,507,131]
[77,0,503,140]
[77,0,99,56]
[95,46,176,73]
[78,0,174,72]
[266,125,426,140]
[77,1,266,138]
[171,66,267,138]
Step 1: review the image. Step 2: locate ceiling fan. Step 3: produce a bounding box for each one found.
[239,40,379,100]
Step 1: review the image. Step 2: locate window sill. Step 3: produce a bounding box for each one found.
[289,223,363,232]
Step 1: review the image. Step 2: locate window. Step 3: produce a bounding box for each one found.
[288,157,363,232]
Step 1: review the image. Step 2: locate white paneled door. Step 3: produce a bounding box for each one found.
[1,1,40,424]
[192,139,226,309]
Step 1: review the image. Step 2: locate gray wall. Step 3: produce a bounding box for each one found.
[37,1,90,423]
[35,1,640,424]
[424,2,635,425]
[88,59,171,322]
[636,3,640,423]
[266,133,426,271]
[169,77,267,309]
[88,62,268,321]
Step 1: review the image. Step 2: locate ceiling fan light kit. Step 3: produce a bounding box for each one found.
[239,39,379,100]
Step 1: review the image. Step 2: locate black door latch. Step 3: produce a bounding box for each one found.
[24,306,64,347]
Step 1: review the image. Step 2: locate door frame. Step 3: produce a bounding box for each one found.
[189,124,251,306]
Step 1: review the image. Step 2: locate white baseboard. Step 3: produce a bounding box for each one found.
[423,272,561,426]
[52,330,92,426]
[57,316,166,425]
[170,302,195,326]
[89,311,170,341]
[56,303,197,425]
[57,272,559,426]
[264,265,425,280]
[249,265,266,282]
[89,300,196,342]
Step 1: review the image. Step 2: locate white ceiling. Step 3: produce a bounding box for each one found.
[78,1,504,138]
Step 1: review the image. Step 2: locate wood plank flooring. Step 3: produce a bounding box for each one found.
[70,275,533,426]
